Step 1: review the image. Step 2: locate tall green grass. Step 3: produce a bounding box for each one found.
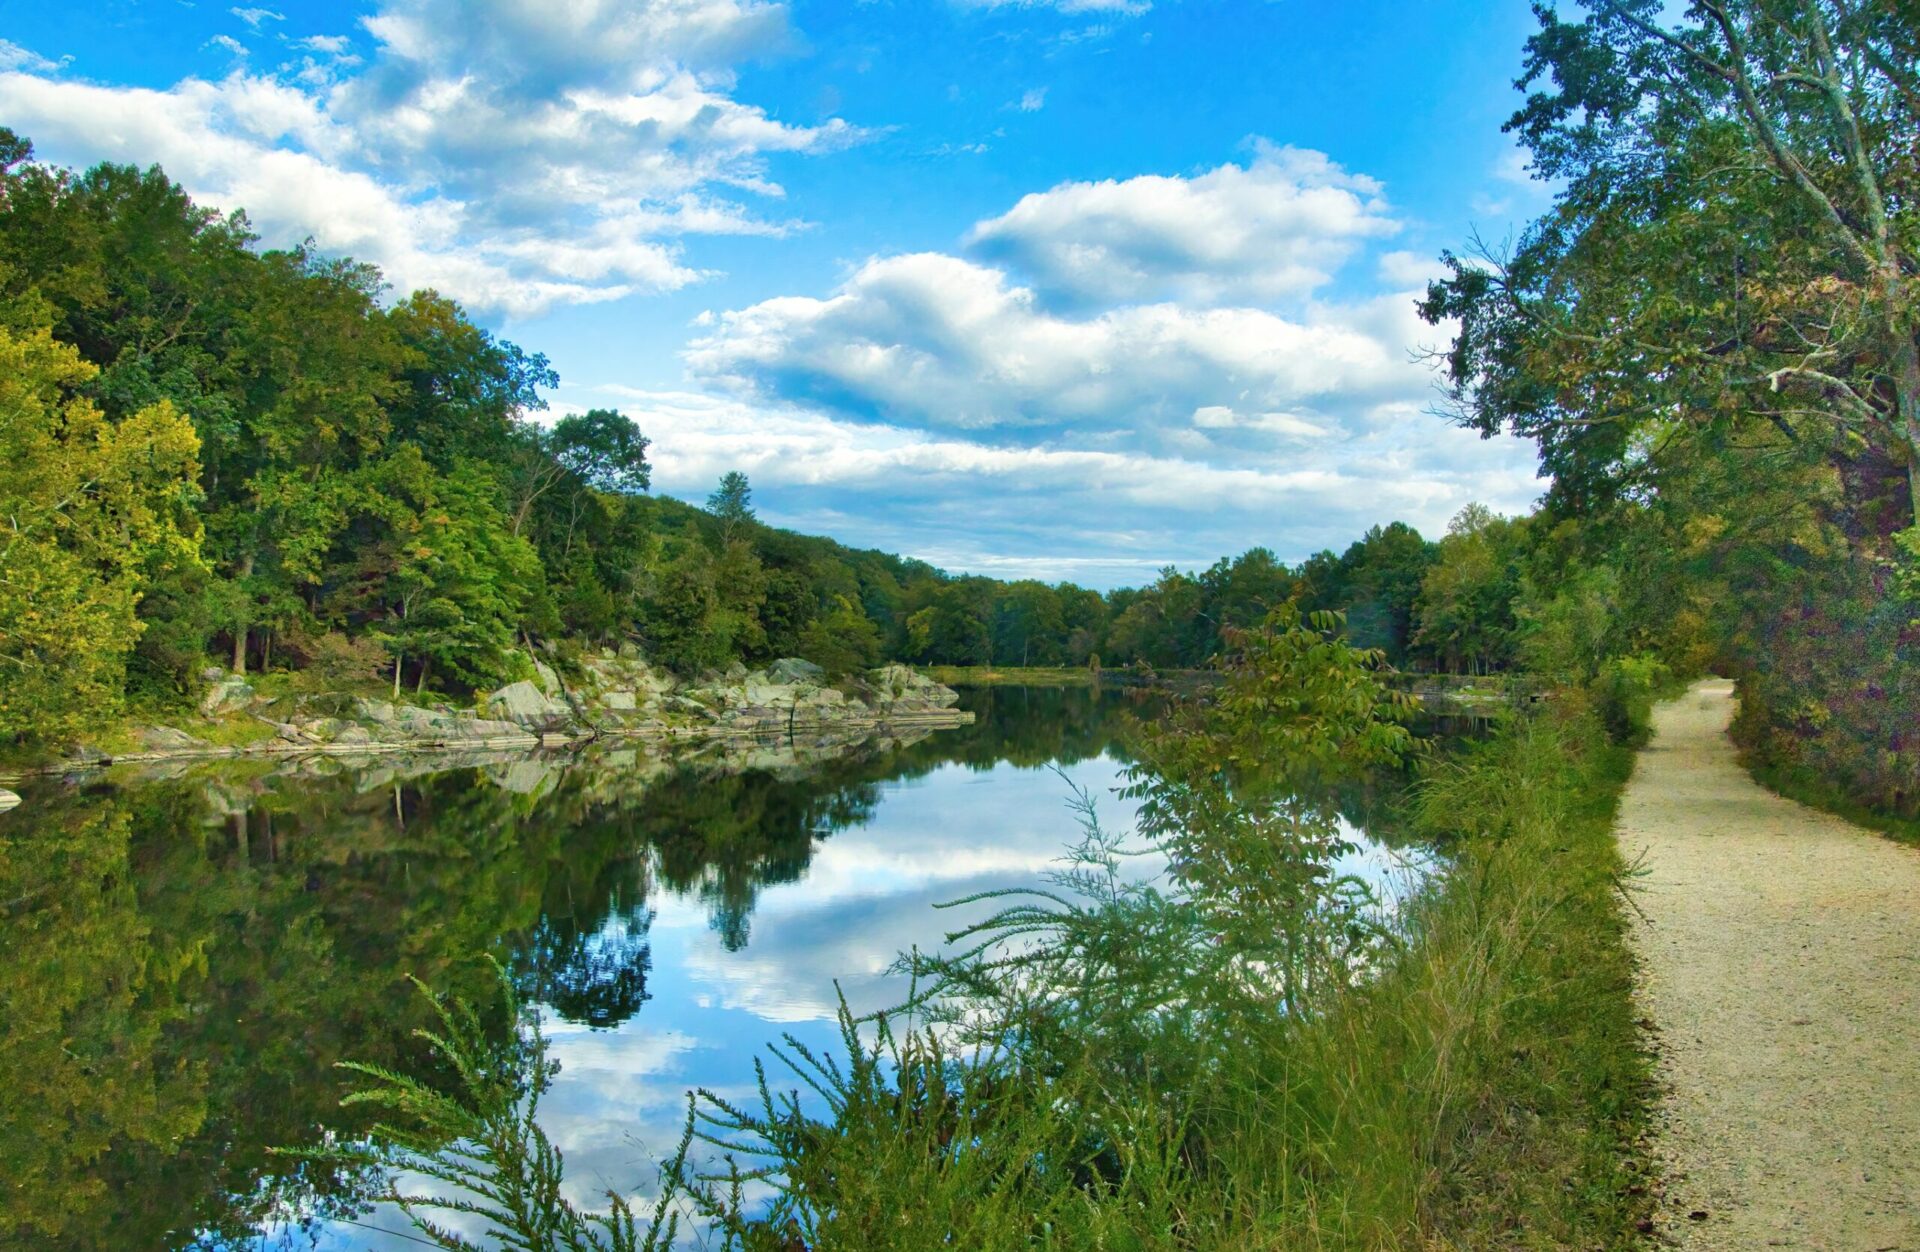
[679,699,1650,1250]
[315,614,1654,1250]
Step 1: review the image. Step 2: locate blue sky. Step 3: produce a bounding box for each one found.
[1,0,1556,588]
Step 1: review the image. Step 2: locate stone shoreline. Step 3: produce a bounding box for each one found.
[8,656,973,780]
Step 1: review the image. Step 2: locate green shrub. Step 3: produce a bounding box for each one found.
[1591,653,1669,746]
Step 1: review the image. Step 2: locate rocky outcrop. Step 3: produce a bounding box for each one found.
[521,653,971,738]
[484,681,570,727]
[28,656,969,776]
[200,673,256,716]
[140,725,211,752]
[0,787,18,811]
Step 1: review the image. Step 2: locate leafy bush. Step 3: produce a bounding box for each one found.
[1591,653,1670,746]
[298,631,391,685]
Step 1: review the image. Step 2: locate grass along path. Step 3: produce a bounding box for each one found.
[1620,680,1920,1248]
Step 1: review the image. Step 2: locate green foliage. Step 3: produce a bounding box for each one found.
[0,793,209,1242]
[297,630,394,685]
[905,582,993,666]
[1309,522,1436,662]
[796,596,884,677]
[1419,4,1920,817]
[343,451,542,692]
[548,409,650,495]
[1514,562,1620,685]
[706,471,755,543]
[1414,503,1527,674]
[638,541,766,674]
[690,982,1158,1252]
[1591,654,1670,747]
[0,322,203,746]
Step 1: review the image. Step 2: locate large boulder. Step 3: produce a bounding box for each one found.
[486,681,570,727]
[200,675,256,716]
[139,724,210,752]
[768,657,826,685]
[865,664,961,711]
[0,788,20,811]
[351,696,535,741]
[581,655,675,705]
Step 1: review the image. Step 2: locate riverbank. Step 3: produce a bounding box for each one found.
[0,656,971,782]
[1404,696,1653,1246]
[929,664,1538,717]
[925,664,1159,687]
[342,684,1654,1248]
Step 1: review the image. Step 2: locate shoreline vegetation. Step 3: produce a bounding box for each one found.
[314,612,1662,1250]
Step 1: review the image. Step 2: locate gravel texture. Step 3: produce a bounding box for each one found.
[1619,679,1920,1249]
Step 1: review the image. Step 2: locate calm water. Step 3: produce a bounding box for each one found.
[0,687,1426,1251]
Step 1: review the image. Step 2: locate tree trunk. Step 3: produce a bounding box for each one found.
[393,653,403,698]
[1894,335,1920,528]
[416,658,430,695]
[232,551,254,675]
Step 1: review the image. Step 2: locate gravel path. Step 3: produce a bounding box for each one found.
[1619,679,1920,1250]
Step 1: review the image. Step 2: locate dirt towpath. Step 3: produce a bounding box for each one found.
[1619,679,1920,1249]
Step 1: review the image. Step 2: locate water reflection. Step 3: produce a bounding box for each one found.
[0,686,1422,1251]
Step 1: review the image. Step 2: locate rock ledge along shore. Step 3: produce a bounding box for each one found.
[30,655,972,775]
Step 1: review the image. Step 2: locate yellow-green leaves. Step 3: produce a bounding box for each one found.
[0,324,203,747]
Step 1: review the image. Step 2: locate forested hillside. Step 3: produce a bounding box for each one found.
[8,0,1919,838]
[0,126,1688,757]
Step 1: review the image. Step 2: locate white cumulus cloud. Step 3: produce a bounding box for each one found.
[0,39,65,74]
[966,143,1399,305]
[646,151,1544,578]
[0,1,861,317]
[684,250,1429,442]
[562,384,1543,585]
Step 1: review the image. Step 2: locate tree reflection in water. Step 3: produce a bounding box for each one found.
[0,684,1425,1249]
[0,687,1150,1249]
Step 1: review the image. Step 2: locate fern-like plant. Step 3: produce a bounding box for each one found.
[278,958,691,1252]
